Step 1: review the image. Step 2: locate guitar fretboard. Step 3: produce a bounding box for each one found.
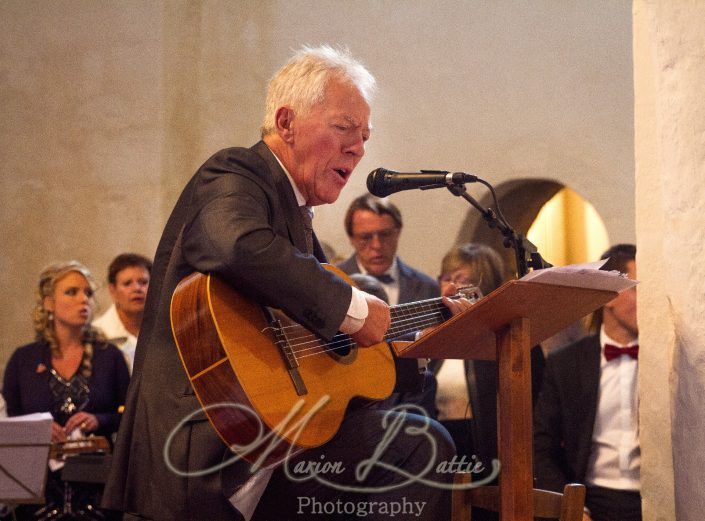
[385,297,451,341]
[281,287,481,359]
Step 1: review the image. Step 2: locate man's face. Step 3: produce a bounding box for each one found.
[604,259,638,338]
[109,265,150,316]
[349,210,400,276]
[288,80,371,206]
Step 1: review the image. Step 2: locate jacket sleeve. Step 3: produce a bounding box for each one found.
[533,355,570,492]
[181,162,350,340]
[2,350,22,417]
[94,346,131,435]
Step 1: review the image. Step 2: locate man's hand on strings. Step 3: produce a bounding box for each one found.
[440,281,475,315]
[350,293,390,347]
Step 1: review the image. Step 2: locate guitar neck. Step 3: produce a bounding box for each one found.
[385,297,450,341]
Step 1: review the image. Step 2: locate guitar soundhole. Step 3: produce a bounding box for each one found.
[326,332,357,364]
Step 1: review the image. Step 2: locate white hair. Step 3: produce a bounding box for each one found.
[260,44,376,137]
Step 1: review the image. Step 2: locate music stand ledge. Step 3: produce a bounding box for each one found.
[0,416,52,505]
[392,279,617,521]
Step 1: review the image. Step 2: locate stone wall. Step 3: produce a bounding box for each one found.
[633,2,705,519]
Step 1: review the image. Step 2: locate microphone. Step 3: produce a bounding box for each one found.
[367,168,478,197]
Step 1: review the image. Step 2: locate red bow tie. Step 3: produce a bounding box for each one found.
[604,344,639,361]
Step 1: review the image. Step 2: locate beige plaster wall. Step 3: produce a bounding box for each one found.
[634,2,705,519]
[1,1,165,368]
[0,2,634,379]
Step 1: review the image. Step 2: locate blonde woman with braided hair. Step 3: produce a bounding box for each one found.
[2,260,130,514]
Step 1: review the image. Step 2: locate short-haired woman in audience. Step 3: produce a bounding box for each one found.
[433,243,545,472]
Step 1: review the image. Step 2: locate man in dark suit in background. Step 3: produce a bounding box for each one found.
[534,244,640,521]
[338,194,439,307]
[338,195,440,416]
[104,45,467,521]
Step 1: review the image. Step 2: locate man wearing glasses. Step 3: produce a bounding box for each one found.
[338,194,439,416]
[339,194,438,306]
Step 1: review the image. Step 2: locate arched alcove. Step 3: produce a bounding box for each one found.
[527,186,610,267]
[455,179,564,277]
[456,179,610,275]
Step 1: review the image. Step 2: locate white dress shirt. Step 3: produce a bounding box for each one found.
[92,304,136,374]
[584,327,640,491]
[435,358,470,420]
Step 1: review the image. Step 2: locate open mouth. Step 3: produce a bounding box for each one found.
[334,168,348,179]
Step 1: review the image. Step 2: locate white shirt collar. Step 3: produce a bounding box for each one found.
[268,145,311,212]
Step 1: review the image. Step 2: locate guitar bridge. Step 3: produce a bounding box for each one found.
[266,310,308,396]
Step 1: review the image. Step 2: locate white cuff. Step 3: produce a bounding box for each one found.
[339,286,369,334]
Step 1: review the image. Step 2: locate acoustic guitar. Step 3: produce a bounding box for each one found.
[170,264,479,466]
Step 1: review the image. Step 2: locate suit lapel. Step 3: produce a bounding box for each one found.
[575,336,602,480]
[338,256,361,275]
[582,337,602,427]
[397,259,415,304]
[312,233,327,262]
[252,141,309,254]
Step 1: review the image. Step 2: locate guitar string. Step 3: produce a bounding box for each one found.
[285,310,446,358]
[272,297,448,332]
[284,308,445,349]
[270,289,479,363]
[283,308,447,355]
[292,314,445,360]
[288,313,443,347]
[263,290,475,335]
[275,301,448,335]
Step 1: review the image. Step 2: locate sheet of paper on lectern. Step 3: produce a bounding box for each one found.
[520,259,638,293]
[0,412,52,502]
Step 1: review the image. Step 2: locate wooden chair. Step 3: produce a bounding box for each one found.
[452,473,586,521]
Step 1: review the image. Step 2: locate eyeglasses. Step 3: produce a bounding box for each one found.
[351,228,400,245]
[438,274,481,287]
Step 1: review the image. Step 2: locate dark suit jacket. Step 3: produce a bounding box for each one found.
[336,255,439,305]
[103,142,352,520]
[533,335,601,492]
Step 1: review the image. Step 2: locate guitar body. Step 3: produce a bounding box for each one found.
[170,265,395,465]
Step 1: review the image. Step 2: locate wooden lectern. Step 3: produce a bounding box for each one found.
[393,279,618,521]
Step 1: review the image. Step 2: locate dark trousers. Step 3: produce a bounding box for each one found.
[585,486,642,521]
[251,407,456,521]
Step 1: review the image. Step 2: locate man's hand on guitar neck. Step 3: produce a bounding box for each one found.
[414,282,476,339]
[440,281,476,315]
[350,292,391,346]
[350,285,475,347]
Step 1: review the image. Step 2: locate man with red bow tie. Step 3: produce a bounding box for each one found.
[534,244,641,521]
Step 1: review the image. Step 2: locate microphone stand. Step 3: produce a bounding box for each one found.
[445,180,552,278]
